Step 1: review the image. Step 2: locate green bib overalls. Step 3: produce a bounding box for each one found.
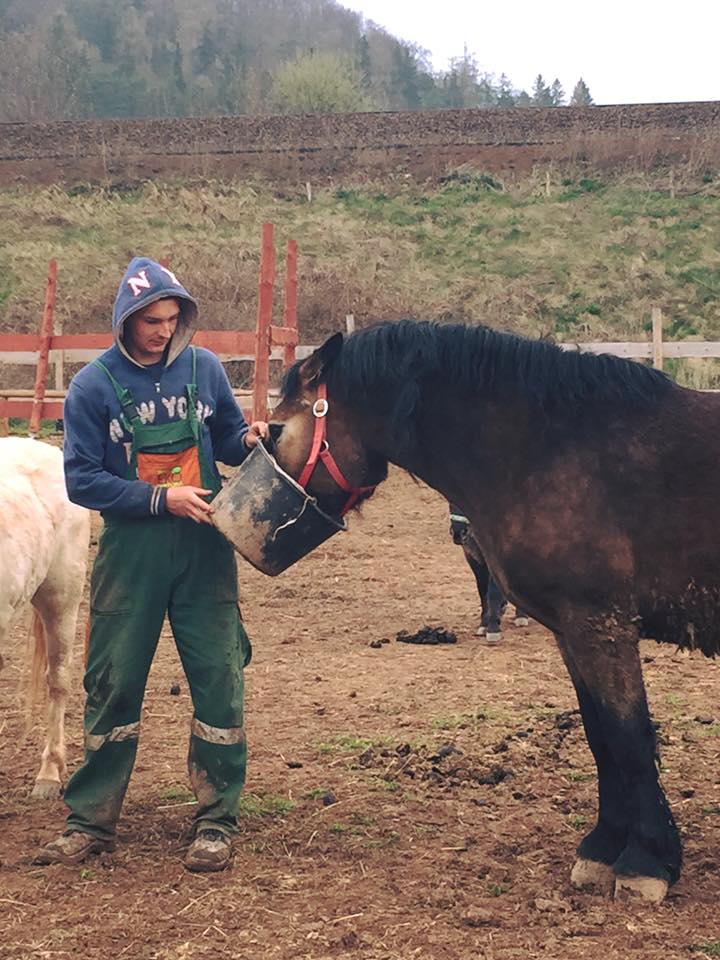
[64,350,251,840]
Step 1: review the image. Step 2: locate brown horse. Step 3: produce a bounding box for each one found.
[270,319,720,903]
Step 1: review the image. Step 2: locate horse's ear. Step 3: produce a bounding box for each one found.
[301,332,344,386]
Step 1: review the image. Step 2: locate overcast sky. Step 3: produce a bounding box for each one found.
[342,0,719,106]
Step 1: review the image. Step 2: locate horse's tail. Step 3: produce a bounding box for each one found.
[26,609,48,721]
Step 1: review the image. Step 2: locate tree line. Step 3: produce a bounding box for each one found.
[0,0,594,121]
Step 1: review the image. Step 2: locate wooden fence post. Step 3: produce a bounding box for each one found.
[29,259,58,437]
[253,223,275,423]
[282,239,298,368]
[54,317,64,391]
[651,307,664,370]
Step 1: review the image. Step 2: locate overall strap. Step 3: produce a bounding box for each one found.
[184,347,218,493]
[185,347,202,441]
[92,359,139,428]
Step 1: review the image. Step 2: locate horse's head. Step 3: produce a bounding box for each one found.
[271,333,388,517]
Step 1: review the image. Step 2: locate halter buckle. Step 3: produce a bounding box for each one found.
[312,398,329,418]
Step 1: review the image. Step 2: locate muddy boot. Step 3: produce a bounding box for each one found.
[184,828,232,873]
[34,831,116,865]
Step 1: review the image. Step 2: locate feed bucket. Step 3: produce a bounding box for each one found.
[211,440,346,576]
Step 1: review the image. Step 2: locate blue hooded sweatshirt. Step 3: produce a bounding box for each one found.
[63,257,250,519]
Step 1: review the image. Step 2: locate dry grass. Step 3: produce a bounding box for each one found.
[1,164,719,388]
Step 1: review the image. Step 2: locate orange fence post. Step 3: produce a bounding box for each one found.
[252,223,275,423]
[282,239,298,368]
[29,259,58,437]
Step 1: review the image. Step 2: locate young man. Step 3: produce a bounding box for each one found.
[37,257,268,872]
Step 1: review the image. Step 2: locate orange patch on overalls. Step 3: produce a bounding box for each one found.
[137,446,202,487]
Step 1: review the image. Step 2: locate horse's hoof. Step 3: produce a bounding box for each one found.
[513,617,530,627]
[614,874,669,904]
[31,779,63,800]
[571,858,615,894]
[484,632,502,645]
[476,625,487,636]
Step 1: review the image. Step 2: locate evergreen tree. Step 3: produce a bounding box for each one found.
[442,47,479,108]
[531,73,553,107]
[497,73,516,108]
[570,77,594,105]
[356,32,371,90]
[391,43,422,109]
[476,72,497,108]
[193,23,219,75]
[549,78,565,106]
[67,0,123,62]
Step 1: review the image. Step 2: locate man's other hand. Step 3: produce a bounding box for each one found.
[244,421,270,449]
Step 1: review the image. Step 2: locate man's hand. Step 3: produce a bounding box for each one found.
[166,485,214,524]
[244,421,270,449]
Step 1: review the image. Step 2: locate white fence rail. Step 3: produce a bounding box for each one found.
[1,341,719,393]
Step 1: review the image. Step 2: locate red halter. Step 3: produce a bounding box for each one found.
[296,383,376,517]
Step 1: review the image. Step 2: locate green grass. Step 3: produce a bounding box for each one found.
[361,831,400,848]
[430,713,471,731]
[487,883,508,897]
[697,724,720,738]
[568,814,589,830]
[237,793,295,817]
[691,942,720,956]
[159,784,195,802]
[316,733,391,754]
[8,419,60,437]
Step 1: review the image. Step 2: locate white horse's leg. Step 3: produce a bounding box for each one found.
[28,593,77,798]
[29,511,88,799]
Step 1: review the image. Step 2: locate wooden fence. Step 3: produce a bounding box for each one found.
[0,223,298,435]
[2,253,720,436]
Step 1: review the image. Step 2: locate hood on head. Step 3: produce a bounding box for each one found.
[113,257,198,367]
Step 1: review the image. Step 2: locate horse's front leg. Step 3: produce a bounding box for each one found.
[555,614,681,903]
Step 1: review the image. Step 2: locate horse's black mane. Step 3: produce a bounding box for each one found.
[284,320,670,407]
[281,320,672,456]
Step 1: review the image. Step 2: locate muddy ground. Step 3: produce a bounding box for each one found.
[1,467,720,960]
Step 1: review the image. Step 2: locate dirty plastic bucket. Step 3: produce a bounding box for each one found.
[211,440,347,576]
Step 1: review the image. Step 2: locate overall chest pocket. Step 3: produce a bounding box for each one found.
[136,446,202,488]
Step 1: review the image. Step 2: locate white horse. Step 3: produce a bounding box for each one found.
[0,437,90,797]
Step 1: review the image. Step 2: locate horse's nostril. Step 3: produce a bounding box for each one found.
[269,423,285,443]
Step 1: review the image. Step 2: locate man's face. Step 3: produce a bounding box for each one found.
[124,298,180,364]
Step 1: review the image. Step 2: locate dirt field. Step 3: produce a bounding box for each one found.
[2,466,720,960]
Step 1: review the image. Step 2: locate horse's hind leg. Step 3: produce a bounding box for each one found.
[513,607,530,627]
[484,576,507,644]
[464,551,491,636]
[29,586,81,798]
[556,616,681,902]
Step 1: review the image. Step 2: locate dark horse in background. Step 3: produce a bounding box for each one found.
[270,319,720,903]
[448,503,529,642]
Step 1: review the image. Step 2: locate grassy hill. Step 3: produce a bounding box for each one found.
[2,165,719,388]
